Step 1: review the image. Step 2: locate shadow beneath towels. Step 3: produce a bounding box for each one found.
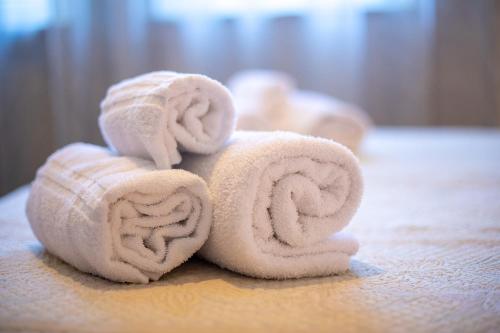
[29,244,384,291]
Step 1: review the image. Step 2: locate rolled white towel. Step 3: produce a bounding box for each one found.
[227,70,294,128]
[289,91,371,152]
[227,70,371,152]
[99,71,236,169]
[234,112,274,132]
[180,131,363,279]
[227,69,295,105]
[26,143,212,283]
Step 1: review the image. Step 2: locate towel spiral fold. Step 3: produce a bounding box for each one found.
[109,188,204,280]
[180,131,363,279]
[100,71,235,169]
[254,157,353,249]
[26,143,212,283]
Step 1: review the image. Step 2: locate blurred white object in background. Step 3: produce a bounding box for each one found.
[227,70,296,102]
[227,70,372,152]
[227,70,294,130]
[290,90,371,152]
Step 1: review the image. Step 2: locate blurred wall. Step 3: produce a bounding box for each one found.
[0,0,499,195]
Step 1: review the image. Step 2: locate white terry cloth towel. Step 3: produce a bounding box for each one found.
[99,71,236,169]
[26,143,212,283]
[227,70,295,130]
[227,69,371,152]
[288,91,372,152]
[179,131,363,279]
[227,69,295,104]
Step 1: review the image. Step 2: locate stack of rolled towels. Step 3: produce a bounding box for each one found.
[26,70,364,283]
[228,70,372,152]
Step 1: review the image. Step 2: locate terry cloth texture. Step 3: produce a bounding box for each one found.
[100,71,236,169]
[1,129,498,333]
[26,143,212,283]
[179,131,363,278]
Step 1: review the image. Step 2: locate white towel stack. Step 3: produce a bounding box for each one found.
[228,70,293,132]
[228,70,372,152]
[26,70,364,283]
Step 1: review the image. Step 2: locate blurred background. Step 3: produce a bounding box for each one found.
[0,0,499,195]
